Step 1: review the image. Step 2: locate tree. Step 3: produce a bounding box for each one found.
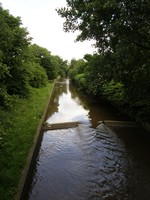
[57,0,150,120]
[26,61,48,88]
[29,44,58,80]
[0,5,31,106]
[29,44,68,80]
[57,0,150,52]
[0,4,68,110]
[53,56,68,78]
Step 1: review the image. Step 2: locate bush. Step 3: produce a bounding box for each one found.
[27,62,48,88]
[102,80,125,104]
[74,73,86,90]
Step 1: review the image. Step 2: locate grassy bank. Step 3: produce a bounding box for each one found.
[0,82,54,200]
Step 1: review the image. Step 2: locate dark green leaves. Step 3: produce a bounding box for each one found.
[0,5,67,108]
[58,0,150,122]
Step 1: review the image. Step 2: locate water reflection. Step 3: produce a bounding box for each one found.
[46,79,127,127]
[25,79,150,200]
[46,79,68,118]
[27,125,150,200]
[46,79,89,124]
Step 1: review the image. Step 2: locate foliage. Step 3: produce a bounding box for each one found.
[0,83,54,200]
[55,56,68,78]
[0,5,31,106]
[58,0,150,122]
[28,44,68,80]
[57,0,150,51]
[68,58,86,79]
[0,4,68,108]
[69,54,113,95]
[102,80,125,103]
[27,62,48,88]
[74,73,86,90]
[0,4,67,199]
[0,5,31,96]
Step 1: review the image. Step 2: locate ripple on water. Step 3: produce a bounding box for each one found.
[27,125,150,200]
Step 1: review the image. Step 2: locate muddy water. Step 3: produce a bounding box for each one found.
[46,79,128,127]
[25,79,150,200]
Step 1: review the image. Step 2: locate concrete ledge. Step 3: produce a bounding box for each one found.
[42,121,79,131]
[98,120,140,128]
[15,83,55,200]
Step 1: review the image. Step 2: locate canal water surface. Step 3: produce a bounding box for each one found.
[25,79,150,200]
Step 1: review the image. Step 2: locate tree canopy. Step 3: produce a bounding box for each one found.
[0,4,68,107]
[57,0,150,51]
[58,0,150,122]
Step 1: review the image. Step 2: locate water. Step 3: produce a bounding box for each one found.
[46,79,127,127]
[25,79,150,200]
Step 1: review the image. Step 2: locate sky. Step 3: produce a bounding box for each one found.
[0,0,95,61]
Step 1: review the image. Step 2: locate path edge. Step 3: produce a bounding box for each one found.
[15,82,55,200]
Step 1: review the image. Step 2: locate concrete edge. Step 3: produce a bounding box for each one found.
[15,82,55,200]
[98,120,140,128]
[42,121,79,131]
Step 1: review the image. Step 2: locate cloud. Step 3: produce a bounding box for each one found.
[1,0,95,61]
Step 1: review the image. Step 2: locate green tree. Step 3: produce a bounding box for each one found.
[29,44,68,80]
[58,59,68,77]
[0,5,31,106]
[29,44,57,80]
[57,0,150,92]
[57,0,150,121]
[26,62,48,88]
[53,56,68,78]
[69,58,86,79]
[57,0,150,52]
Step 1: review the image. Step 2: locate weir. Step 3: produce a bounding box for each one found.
[42,121,79,131]
[42,120,139,132]
[98,120,140,128]
[18,79,150,200]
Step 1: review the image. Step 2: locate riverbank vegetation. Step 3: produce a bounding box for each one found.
[57,0,150,125]
[0,83,53,200]
[0,3,67,139]
[0,4,67,199]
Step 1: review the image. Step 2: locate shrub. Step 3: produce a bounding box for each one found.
[27,62,48,88]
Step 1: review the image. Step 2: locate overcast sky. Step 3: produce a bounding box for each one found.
[0,0,95,61]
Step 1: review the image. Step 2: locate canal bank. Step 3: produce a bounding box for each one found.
[18,79,150,200]
[15,82,55,200]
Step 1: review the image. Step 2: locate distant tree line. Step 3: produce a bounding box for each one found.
[57,0,150,122]
[0,4,68,108]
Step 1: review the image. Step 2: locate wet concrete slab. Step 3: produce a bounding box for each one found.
[98,120,140,128]
[42,121,79,131]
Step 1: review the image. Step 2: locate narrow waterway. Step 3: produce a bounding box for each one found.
[25,79,150,200]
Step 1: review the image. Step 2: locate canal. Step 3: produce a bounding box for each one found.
[25,79,150,200]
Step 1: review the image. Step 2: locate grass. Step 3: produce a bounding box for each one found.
[0,82,54,200]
